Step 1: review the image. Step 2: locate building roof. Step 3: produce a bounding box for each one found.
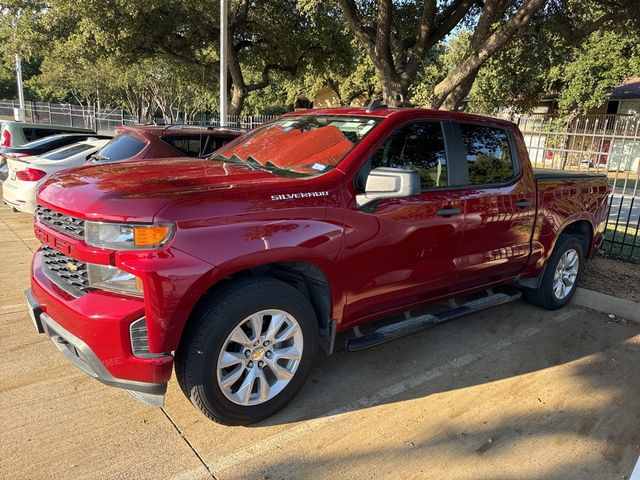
[610,77,640,100]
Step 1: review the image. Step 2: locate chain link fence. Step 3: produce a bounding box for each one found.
[1,100,638,260]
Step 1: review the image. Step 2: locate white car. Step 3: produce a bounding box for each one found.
[2,138,110,214]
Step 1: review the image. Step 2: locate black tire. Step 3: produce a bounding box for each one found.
[175,276,318,425]
[523,235,585,310]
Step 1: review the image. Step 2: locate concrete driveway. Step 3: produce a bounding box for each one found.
[1,204,639,480]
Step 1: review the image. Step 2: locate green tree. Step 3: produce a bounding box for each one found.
[63,0,353,115]
[556,28,640,113]
[462,0,640,114]
[329,0,548,109]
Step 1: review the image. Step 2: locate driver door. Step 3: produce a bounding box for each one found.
[343,120,466,327]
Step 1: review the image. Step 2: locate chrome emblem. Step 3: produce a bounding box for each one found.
[67,262,78,272]
[250,347,266,361]
[271,191,329,201]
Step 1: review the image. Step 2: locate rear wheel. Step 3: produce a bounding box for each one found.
[523,235,584,310]
[176,277,318,425]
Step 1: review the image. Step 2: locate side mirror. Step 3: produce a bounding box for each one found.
[356,167,421,208]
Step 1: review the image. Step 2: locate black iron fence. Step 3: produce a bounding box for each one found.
[0,100,275,134]
[511,113,639,261]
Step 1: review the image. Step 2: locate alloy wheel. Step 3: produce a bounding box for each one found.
[552,249,579,300]
[216,309,304,406]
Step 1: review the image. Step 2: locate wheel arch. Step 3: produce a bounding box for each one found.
[557,218,594,258]
[178,260,334,351]
[519,218,594,290]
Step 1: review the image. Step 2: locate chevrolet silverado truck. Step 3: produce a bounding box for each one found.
[25,107,611,425]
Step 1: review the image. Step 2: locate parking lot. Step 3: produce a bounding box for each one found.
[1,203,639,480]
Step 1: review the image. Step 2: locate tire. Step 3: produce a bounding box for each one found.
[523,235,584,310]
[175,276,318,425]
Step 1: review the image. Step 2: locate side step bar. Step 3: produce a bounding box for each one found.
[346,290,522,352]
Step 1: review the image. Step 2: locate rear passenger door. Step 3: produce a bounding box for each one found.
[452,122,536,289]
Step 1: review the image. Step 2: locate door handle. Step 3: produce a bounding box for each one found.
[515,199,533,209]
[436,207,461,217]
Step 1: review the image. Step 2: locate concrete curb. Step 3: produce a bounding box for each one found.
[572,287,640,323]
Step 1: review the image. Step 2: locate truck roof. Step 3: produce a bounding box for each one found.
[289,107,518,130]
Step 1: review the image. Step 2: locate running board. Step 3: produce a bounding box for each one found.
[345,290,522,352]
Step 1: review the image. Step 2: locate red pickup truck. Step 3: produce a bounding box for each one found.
[25,107,610,425]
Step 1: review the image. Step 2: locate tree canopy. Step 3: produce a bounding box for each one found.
[0,0,638,117]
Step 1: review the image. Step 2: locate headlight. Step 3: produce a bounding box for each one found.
[85,221,173,250]
[87,263,143,297]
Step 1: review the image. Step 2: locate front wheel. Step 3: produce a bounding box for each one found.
[523,235,584,310]
[176,277,318,425]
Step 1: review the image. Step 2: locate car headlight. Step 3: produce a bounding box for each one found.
[85,221,173,250]
[87,263,143,297]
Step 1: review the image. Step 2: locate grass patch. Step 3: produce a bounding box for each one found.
[602,224,639,261]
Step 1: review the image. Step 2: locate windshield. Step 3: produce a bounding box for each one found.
[210,116,381,176]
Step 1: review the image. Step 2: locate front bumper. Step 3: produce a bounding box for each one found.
[26,255,174,406]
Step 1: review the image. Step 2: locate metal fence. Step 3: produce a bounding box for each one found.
[0,100,135,133]
[0,100,275,134]
[1,100,638,260]
[511,113,639,260]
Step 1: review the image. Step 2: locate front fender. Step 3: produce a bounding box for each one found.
[163,217,347,342]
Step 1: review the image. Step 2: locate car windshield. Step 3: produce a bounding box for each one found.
[209,116,381,177]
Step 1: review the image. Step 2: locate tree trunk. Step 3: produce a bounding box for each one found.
[338,0,478,109]
[430,0,546,109]
[226,25,248,117]
[380,76,406,107]
[439,70,478,111]
[229,84,246,116]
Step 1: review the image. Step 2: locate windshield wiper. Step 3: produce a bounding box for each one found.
[208,155,309,177]
[209,154,270,172]
[209,153,253,167]
[90,154,110,162]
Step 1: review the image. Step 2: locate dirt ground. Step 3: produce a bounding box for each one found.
[581,256,640,303]
[1,204,640,480]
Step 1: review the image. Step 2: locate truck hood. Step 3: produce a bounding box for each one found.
[37,158,309,222]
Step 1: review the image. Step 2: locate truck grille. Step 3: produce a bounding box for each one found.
[42,246,90,297]
[36,205,85,239]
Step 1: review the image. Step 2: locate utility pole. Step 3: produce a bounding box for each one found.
[220,0,228,127]
[15,54,25,121]
[13,12,25,121]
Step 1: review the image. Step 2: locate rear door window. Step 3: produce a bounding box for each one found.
[459,124,515,185]
[41,143,93,161]
[96,134,146,161]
